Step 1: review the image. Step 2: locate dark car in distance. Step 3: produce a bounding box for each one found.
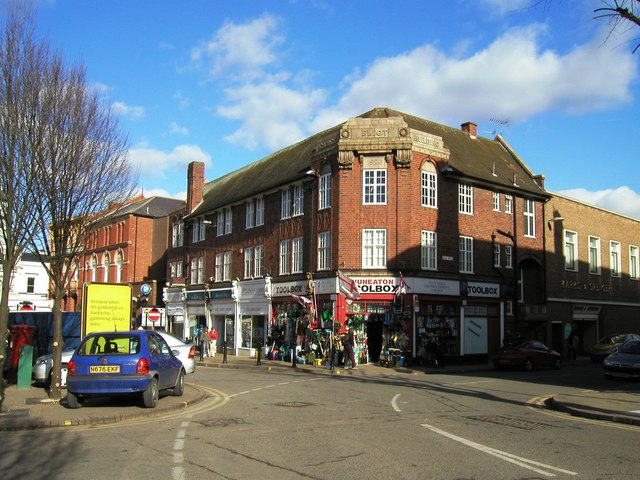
[493,339,562,371]
[603,340,640,380]
[590,333,640,362]
[66,330,185,409]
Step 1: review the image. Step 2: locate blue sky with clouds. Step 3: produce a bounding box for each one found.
[18,0,640,218]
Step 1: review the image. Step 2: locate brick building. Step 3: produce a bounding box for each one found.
[65,195,185,325]
[165,107,549,363]
[545,192,640,356]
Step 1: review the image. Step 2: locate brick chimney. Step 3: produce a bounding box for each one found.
[461,121,477,138]
[186,161,205,215]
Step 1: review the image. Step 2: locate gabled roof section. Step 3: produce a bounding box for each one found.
[101,196,185,221]
[191,107,548,216]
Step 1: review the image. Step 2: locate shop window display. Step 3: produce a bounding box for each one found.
[416,303,458,365]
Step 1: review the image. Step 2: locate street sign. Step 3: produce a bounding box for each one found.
[142,307,166,328]
[148,308,161,322]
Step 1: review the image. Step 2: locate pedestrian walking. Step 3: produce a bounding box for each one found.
[199,326,210,360]
[568,331,579,360]
[343,327,357,369]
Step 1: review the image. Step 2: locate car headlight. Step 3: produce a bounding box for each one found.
[603,358,611,366]
[35,357,48,365]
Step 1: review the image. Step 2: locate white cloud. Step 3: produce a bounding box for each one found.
[191,14,283,80]
[312,25,637,131]
[128,144,212,177]
[217,81,326,151]
[557,186,640,220]
[113,101,145,120]
[136,187,185,201]
[478,0,532,16]
[170,121,189,135]
[173,90,190,109]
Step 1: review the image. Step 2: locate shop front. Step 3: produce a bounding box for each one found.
[207,288,235,355]
[163,286,186,338]
[236,278,272,357]
[184,290,208,344]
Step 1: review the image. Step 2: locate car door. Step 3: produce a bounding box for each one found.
[148,333,179,390]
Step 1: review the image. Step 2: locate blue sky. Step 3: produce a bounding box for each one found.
[20,0,640,218]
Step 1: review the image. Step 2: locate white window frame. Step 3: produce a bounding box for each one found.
[458,183,473,215]
[193,217,205,242]
[102,252,110,283]
[524,199,535,238]
[244,247,254,279]
[363,169,387,205]
[362,229,387,269]
[493,244,501,267]
[115,250,123,283]
[216,211,225,236]
[292,185,304,217]
[172,222,184,247]
[281,189,292,219]
[215,253,224,282]
[280,240,291,275]
[459,236,473,273]
[505,245,513,269]
[318,231,330,271]
[492,192,500,211]
[504,194,513,214]
[421,169,437,208]
[245,200,255,229]
[223,207,232,234]
[564,230,578,271]
[254,244,264,277]
[610,241,621,277]
[421,230,437,270]
[255,197,264,226]
[292,237,303,273]
[319,173,331,210]
[223,251,232,281]
[589,236,601,275]
[630,245,639,280]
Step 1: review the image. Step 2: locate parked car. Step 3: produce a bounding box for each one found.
[493,339,562,371]
[157,330,196,374]
[603,340,640,380]
[32,338,81,387]
[590,333,640,362]
[66,330,185,409]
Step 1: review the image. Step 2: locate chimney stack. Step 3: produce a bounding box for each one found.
[461,121,477,138]
[186,161,205,214]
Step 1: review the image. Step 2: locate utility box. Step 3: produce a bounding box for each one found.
[17,344,34,389]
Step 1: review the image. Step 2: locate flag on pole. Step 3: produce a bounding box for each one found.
[291,294,313,307]
[338,270,361,300]
[394,273,409,296]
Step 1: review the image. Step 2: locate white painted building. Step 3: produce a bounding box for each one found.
[7,252,52,312]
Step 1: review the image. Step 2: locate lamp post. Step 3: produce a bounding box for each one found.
[495,228,518,335]
[291,315,297,368]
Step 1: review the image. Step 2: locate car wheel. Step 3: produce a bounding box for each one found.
[66,391,81,409]
[143,377,159,408]
[173,369,185,397]
[524,359,533,371]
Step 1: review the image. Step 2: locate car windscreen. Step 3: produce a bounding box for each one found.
[618,342,640,355]
[76,334,141,355]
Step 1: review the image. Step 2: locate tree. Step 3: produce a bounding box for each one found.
[0,4,49,409]
[0,4,138,404]
[595,1,640,52]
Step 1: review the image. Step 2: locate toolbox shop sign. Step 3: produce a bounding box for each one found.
[355,277,397,294]
[467,282,500,298]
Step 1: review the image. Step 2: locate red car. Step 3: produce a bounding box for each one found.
[493,339,562,371]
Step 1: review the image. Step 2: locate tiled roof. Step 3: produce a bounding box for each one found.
[189,107,548,216]
[103,196,185,220]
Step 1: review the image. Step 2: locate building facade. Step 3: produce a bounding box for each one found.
[64,195,185,325]
[7,252,52,312]
[545,193,640,357]
[165,108,550,363]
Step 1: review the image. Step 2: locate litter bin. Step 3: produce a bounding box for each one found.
[17,344,34,389]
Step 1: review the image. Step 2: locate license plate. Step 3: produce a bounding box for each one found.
[90,365,120,374]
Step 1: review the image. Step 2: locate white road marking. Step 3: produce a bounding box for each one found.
[421,423,578,477]
[391,393,402,412]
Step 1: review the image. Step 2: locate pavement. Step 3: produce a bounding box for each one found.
[2,354,640,430]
